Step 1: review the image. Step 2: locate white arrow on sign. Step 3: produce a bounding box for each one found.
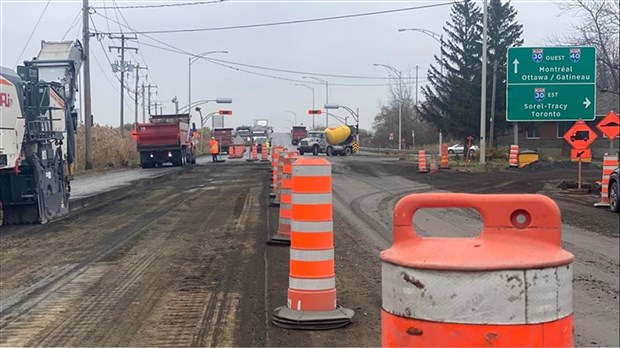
[513,58,520,74]
[583,97,591,109]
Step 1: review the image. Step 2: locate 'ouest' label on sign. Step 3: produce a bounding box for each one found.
[506,46,596,122]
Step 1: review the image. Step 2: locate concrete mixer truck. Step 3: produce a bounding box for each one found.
[0,41,82,225]
[297,125,357,156]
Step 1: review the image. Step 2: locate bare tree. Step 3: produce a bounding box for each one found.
[556,0,620,93]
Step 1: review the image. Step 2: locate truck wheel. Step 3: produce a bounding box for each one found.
[610,179,619,213]
[326,147,333,156]
[344,147,352,156]
[312,145,319,156]
[300,150,305,155]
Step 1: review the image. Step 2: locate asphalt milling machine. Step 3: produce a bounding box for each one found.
[0,40,83,225]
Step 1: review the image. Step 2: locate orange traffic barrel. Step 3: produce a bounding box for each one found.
[270,150,281,196]
[270,152,300,245]
[418,150,428,173]
[246,144,258,162]
[594,155,619,207]
[381,193,574,347]
[261,143,269,162]
[440,143,449,169]
[271,152,286,206]
[272,157,354,330]
[509,145,519,167]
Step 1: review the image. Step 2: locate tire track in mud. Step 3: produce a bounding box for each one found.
[0,181,207,346]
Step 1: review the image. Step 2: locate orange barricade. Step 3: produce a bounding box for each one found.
[381,193,574,347]
[261,144,269,162]
[270,152,300,245]
[440,143,449,169]
[246,144,258,162]
[509,144,519,167]
[228,145,245,159]
[272,157,354,329]
[418,150,428,173]
[594,155,619,207]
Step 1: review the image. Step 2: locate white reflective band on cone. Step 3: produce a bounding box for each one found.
[279,217,290,225]
[290,248,334,261]
[291,221,333,233]
[382,262,572,324]
[293,165,331,177]
[291,193,332,205]
[289,276,335,290]
[280,203,291,210]
[281,189,291,196]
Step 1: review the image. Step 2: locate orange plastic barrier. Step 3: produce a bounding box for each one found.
[270,150,281,197]
[381,193,574,347]
[228,145,245,159]
[509,145,519,167]
[272,157,354,329]
[440,143,449,169]
[594,155,619,207]
[270,152,300,245]
[271,152,287,206]
[418,150,428,173]
[246,144,258,162]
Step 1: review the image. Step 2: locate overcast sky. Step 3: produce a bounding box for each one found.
[1,0,575,132]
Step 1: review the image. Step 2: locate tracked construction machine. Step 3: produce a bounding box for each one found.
[0,41,83,225]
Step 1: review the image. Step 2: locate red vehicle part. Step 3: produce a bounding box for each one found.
[136,114,195,168]
[291,126,307,146]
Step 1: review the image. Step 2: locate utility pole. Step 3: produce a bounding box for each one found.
[109,34,138,136]
[479,0,488,164]
[141,82,145,123]
[82,0,93,170]
[415,65,419,105]
[146,84,157,120]
[133,64,147,125]
[489,60,498,148]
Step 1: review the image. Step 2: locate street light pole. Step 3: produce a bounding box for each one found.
[285,110,297,125]
[188,50,228,120]
[374,63,403,151]
[295,83,315,128]
[479,0,488,164]
[303,76,328,127]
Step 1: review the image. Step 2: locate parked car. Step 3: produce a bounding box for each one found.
[609,167,619,213]
[447,143,480,157]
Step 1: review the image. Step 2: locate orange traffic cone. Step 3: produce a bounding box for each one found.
[594,155,619,207]
[246,144,258,162]
[381,193,574,347]
[261,144,269,162]
[269,152,300,245]
[440,143,449,169]
[270,152,286,206]
[272,157,354,329]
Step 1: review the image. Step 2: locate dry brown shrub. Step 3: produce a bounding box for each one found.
[75,125,138,173]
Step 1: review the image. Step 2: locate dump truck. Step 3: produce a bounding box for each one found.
[291,126,307,146]
[298,125,357,156]
[136,114,196,168]
[0,40,82,224]
[212,127,234,154]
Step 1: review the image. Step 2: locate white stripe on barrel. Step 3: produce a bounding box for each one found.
[290,248,334,261]
[289,276,336,291]
[291,221,333,233]
[291,193,332,205]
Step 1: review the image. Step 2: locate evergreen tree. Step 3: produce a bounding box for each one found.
[487,0,523,143]
[417,0,483,143]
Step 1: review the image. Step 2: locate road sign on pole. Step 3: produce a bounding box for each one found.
[596,111,620,140]
[506,46,596,122]
[563,119,598,150]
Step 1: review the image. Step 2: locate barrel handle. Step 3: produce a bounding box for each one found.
[392,193,562,246]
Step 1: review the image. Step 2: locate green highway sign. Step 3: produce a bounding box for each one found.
[506,46,596,122]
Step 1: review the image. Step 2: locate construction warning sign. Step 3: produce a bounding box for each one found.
[571,149,592,162]
[563,119,598,150]
[596,111,620,139]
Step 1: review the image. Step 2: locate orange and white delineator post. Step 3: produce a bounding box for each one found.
[418,150,428,173]
[272,157,354,330]
[381,193,574,347]
[509,144,519,167]
[440,143,449,169]
[594,155,619,207]
[270,150,281,195]
[270,152,300,245]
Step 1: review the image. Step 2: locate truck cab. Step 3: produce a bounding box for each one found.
[298,131,328,156]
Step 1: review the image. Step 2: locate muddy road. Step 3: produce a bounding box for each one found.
[1,153,618,347]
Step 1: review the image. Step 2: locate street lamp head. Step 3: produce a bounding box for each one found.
[397,28,407,32]
[215,97,233,104]
[324,103,340,110]
[195,107,201,111]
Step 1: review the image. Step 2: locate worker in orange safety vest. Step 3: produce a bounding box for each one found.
[209,137,219,163]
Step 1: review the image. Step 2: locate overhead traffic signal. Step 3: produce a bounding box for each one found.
[219,110,233,115]
[308,109,322,115]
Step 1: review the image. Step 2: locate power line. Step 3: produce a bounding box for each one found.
[92,0,224,10]
[93,2,452,35]
[14,0,51,67]
[61,9,82,41]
